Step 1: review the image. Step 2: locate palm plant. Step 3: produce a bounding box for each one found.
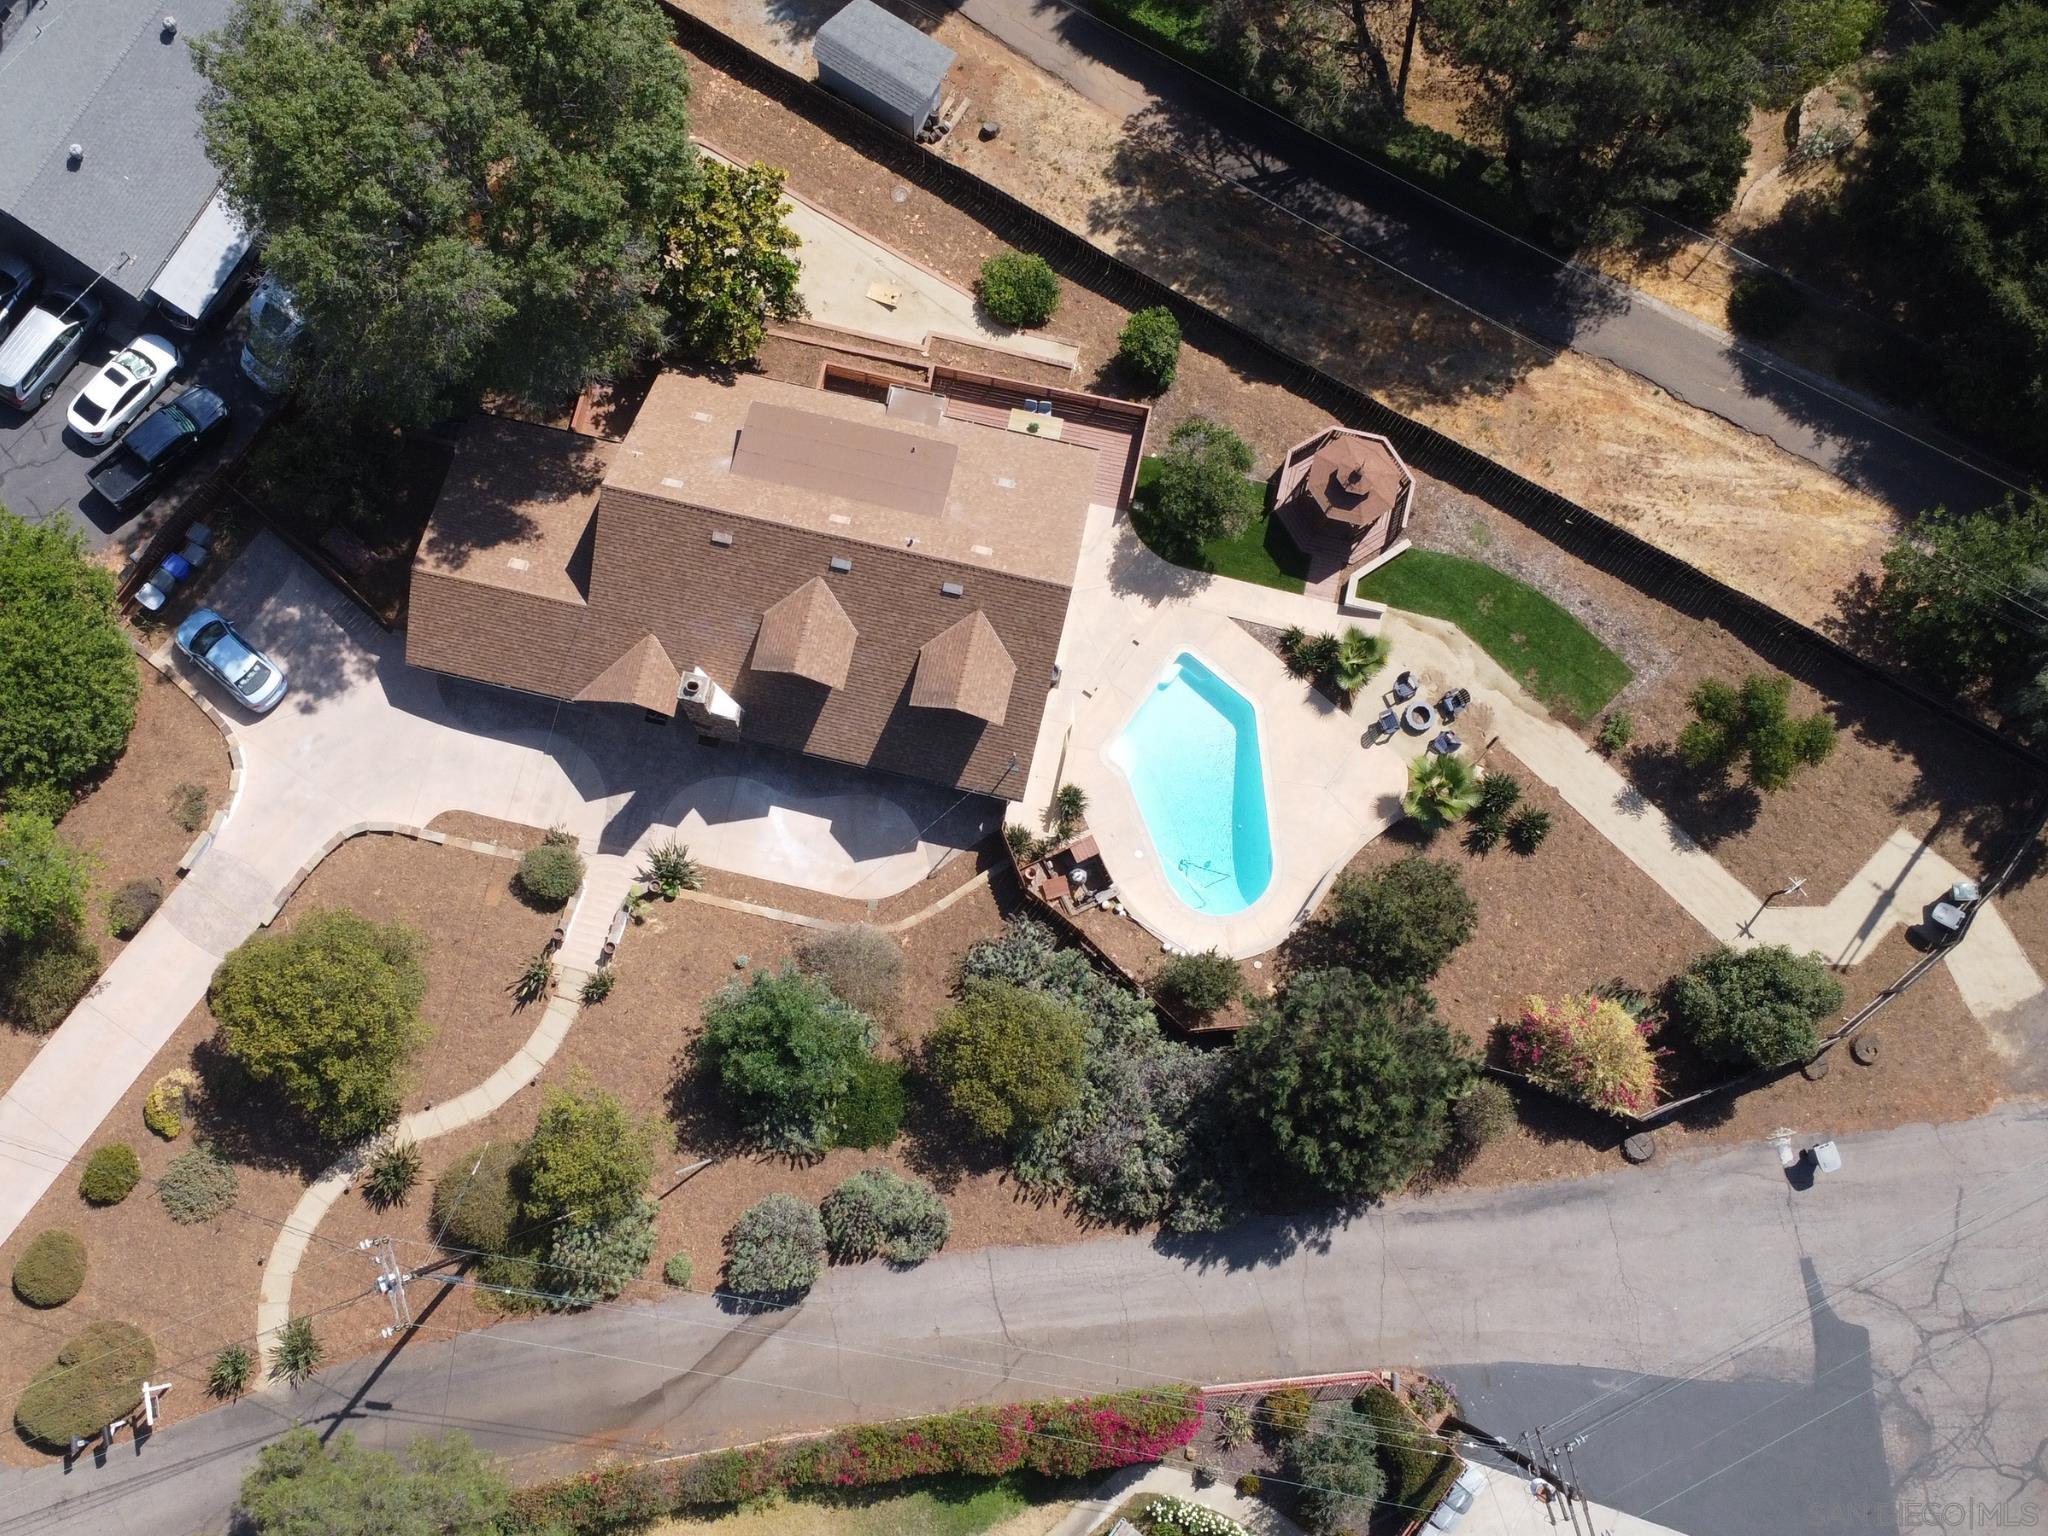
[1330,626,1390,697]
[511,949,556,1004]
[361,1140,422,1210]
[268,1317,324,1386]
[1404,753,1482,826]
[206,1342,254,1399]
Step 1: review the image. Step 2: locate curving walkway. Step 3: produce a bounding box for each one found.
[0,531,991,1248]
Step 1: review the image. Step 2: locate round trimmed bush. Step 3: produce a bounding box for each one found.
[13,1229,86,1307]
[517,843,585,910]
[158,1145,238,1225]
[143,1068,199,1140]
[826,1055,908,1150]
[796,924,905,1028]
[663,1251,693,1288]
[430,1140,522,1254]
[78,1143,141,1206]
[1452,1079,1517,1155]
[1117,306,1182,392]
[1669,944,1844,1069]
[820,1167,950,1264]
[106,878,163,940]
[15,1322,154,1449]
[1152,949,1241,1019]
[978,251,1061,328]
[725,1194,826,1299]
[6,931,101,1033]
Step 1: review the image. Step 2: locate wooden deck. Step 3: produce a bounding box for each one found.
[935,368,1149,510]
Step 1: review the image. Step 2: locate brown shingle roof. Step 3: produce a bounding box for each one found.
[912,610,1015,724]
[732,401,958,518]
[574,632,681,714]
[752,576,858,689]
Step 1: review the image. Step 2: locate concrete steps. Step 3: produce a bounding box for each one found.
[562,851,637,968]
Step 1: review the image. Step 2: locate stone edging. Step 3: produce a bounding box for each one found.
[133,635,245,874]
[664,867,994,936]
[263,823,524,926]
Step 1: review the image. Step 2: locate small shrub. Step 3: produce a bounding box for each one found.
[928,980,1088,1147]
[1476,771,1523,821]
[580,968,616,1005]
[105,878,163,939]
[820,1167,951,1264]
[13,1229,86,1307]
[14,1322,154,1449]
[6,930,101,1033]
[1292,1404,1387,1535]
[517,843,584,909]
[1053,782,1088,839]
[978,251,1061,327]
[159,1145,237,1223]
[543,1199,658,1307]
[827,1055,909,1150]
[1357,1385,1451,1513]
[642,838,703,895]
[725,1193,827,1298]
[1452,1078,1517,1154]
[1596,711,1634,756]
[1118,306,1182,391]
[1463,813,1504,855]
[1218,1401,1255,1448]
[206,1342,254,1399]
[663,1252,694,1289]
[511,949,556,1004]
[697,967,878,1154]
[143,1068,199,1139]
[1509,994,1662,1115]
[1153,949,1242,1019]
[1505,806,1553,853]
[1237,1472,1263,1497]
[1328,857,1477,983]
[362,1140,422,1210]
[432,1141,523,1254]
[1669,944,1844,1068]
[1678,674,1836,794]
[168,780,211,833]
[796,924,904,1027]
[79,1143,141,1205]
[1262,1386,1313,1439]
[1003,822,1038,859]
[269,1316,324,1386]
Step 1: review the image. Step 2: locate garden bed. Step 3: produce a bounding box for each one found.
[0,832,567,1463]
[1127,457,1308,594]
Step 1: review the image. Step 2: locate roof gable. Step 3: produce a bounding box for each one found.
[753,576,858,689]
[912,610,1015,724]
[573,632,680,715]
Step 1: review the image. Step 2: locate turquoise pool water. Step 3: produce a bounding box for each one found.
[1106,652,1273,914]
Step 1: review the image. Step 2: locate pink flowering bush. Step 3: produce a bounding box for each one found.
[1507,994,1662,1116]
[508,1387,1204,1533]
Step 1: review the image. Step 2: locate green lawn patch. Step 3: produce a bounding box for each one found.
[1129,456,1309,593]
[1358,548,1632,721]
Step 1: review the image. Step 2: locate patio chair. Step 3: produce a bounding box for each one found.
[1376,708,1400,739]
[1392,671,1419,703]
[1430,729,1463,756]
[1439,688,1470,721]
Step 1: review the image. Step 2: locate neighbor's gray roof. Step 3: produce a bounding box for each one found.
[0,0,239,298]
[813,0,956,121]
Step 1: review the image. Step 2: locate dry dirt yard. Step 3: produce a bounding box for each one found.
[680,0,1904,625]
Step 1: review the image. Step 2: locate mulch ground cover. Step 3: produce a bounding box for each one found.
[1,662,233,1098]
[0,834,564,1463]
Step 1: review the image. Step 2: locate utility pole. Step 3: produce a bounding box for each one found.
[360,1236,416,1339]
[1740,875,1806,938]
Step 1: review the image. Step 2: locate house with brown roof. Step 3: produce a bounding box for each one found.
[406,369,1118,801]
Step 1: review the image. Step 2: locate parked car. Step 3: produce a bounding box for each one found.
[0,253,37,341]
[175,608,288,714]
[239,276,303,394]
[0,288,101,409]
[87,387,231,511]
[1427,1463,1489,1531]
[66,333,180,446]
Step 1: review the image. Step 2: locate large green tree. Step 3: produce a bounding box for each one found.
[1871,494,2048,705]
[516,1079,656,1231]
[236,1426,509,1536]
[210,909,430,1144]
[659,159,804,366]
[928,980,1089,1148]
[1231,967,1473,1198]
[194,0,696,425]
[0,813,92,948]
[0,510,138,801]
[1851,5,2048,463]
[1431,0,1756,245]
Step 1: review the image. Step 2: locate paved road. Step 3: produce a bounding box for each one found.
[929,0,2017,516]
[6,1106,2043,1536]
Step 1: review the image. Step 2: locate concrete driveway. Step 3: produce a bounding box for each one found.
[0,530,993,1243]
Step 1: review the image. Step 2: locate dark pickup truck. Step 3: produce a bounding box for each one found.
[86,387,231,510]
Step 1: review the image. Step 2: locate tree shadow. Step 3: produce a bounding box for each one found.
[189,1036,347,1180]
[1619,742,1761,852]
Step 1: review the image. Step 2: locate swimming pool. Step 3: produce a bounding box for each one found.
[1105,651,1274,915]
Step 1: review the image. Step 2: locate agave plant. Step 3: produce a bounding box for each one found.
[1404,753,1482,825]
[1330,626,1390,697]
[642,838,703,896]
